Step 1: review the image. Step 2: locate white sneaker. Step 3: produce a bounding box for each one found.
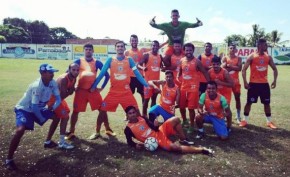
[58,142,74,150]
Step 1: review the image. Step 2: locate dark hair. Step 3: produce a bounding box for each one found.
[165,70,174,76]
[152,40,159,46]
[67,63,79,73]
[130,34,138,40]
[228,43,236,48]
[183,43,195,51]
[115,41,126,47]
[84,43,93,49]
[207,81,217,88]
[257,38,267,44]
[204,42,212,47]
[211,56,221,63]
[173,40,181,44]
[171,9,179,14]
[125,106,137,114]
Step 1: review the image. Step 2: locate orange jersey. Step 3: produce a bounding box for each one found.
[180,57,200,91]
[110,57,131,92]
[224,56,240,82]
[209,68,231,91]
[77,58,97,90]
[125,48,144,76]
[204,93,225,119]
[171,53,184,79]
[144,53,161,81]
[127,116,157,142]
[199,54,214,82]
[250,52,270,83]
[159,84,178,114]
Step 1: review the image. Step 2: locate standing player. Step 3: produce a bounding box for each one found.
[195,81,232,140]
[222,44,242,123]
[45,63,79,149]
[124,106,213,155]
[198,42,217,95]
[148,70,180,122]
[5,64,61,170]
[239,38,278,129]
[150,9,202,61]
[161,40,184,87]
[66,43,111,140]
[88,41,149,138]
[138,40,162,117]
[178,43,209,134]
[125,34,146,103]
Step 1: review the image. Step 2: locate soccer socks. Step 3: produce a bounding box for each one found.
[244,115,249,122]
[236,109,241,118]
[266,116,272,123]
[59,135,65,144]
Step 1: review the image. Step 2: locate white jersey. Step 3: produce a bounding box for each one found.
[15,78,60,112]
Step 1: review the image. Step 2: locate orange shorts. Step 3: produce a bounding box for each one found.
[47,98,70,119]
[73,88,102,112]
[232,81,241,94]
[100,91,139,112]
[219,89,232,105]
[156,119,176,150]
[144,86,159,99]
[179,90,199,109]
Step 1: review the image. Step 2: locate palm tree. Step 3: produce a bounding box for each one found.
[247,24,267,47]
[269,30,282,47]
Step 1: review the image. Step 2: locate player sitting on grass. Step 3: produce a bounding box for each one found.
[124,106,214,155]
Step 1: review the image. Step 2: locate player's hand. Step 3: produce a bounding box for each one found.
[271,81,276,89]
[196,18,203,26]
[150,16,156,25]
[153,119,159,127]
[174,104,179,108]
[244,82,249,89]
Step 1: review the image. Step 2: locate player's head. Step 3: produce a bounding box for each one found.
[228,43,237,55]
[115,41,126,54]
[68,63,80,78]
[183,43,195,58]
[204,42,212,54]
[151,40,160,54]
[130,34,138,48]
[165,70,174,83]
[211,56,221,71]
[206,81,218,95]
[173,40,182,53]
[83,43,94,58]
[257,38,267,53]
[171,9,180,22]
[39,63,58,82]
[125,106,138,121]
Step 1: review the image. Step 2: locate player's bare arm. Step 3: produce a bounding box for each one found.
[268,56,278,89]
[242,54,253,89]
[197,60,210,82]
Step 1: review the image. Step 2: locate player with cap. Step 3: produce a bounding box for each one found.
[5,63,61,171]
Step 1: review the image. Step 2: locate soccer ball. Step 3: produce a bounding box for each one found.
[144,137,158,151]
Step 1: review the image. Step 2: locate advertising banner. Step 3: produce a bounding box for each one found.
[2,43,37,58]
[37,44,72,60]
[271,47,290,64]
[73,45,108,62]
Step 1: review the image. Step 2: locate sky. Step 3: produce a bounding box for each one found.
[1,0,289,44]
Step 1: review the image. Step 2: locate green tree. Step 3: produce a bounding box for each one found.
[0,24,30,43]
[49,27,78,44]
[0,35,7,43]
[27,20,51,44]
[268,30,282,47]
[224,34,247,47]
[247,24,267,47]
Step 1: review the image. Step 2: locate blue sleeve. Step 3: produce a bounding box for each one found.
[96,60,110,89]
[52,95,61,110]
[129,58,148,87]
[91,58,111,89]
[32,104,45,122]
[74,59,81,65]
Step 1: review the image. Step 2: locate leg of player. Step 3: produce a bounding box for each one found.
[142,98,150,117]
[234,92,241,122]
[187,109,195,134]
[195,114,205,139]
[264,104,277,129]
[66,111,79,139]
[168,117,194,146]
[58,118,74,149]
[240,103,252,127]
[44,115,60,148]
[5,126,26,170]
[179,108,189,127]
[150,93,158,108]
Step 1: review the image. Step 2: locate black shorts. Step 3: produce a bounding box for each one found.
[247,83,270,104]
[130,77,144,95]
[199,82,207,96]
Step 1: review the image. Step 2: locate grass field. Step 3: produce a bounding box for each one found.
[0,58,290,177]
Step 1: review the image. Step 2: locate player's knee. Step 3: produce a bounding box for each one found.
[169,143,181,152]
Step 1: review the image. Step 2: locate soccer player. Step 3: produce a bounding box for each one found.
[45,63,79,149]
[239,38,278,129]
[195,81,232,140]
[138,40,163,117]
[178,43,209,133]
[222,44,242,123]
[150,9,202,62]
[124,106,213,155]
[66,43,111,140]
[198,42,217,96]
[148,70,180,123]
[5,64,61,170]
[88,41,149,139]
[161,40,184,87]
[125,34,146,103]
